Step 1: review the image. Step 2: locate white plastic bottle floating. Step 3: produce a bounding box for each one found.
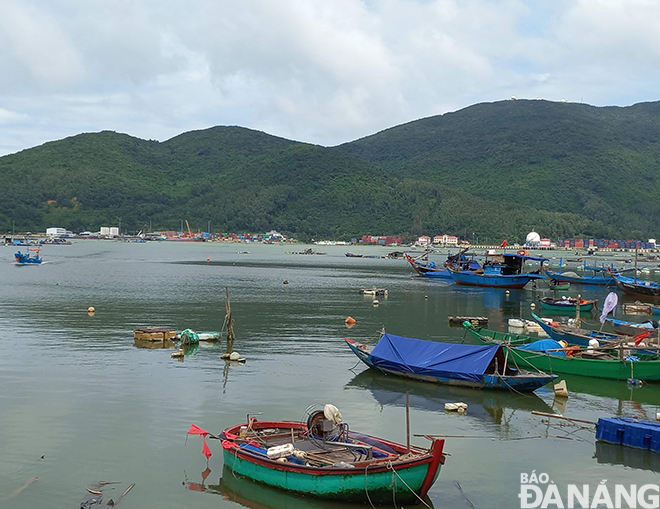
[267,443,294,460]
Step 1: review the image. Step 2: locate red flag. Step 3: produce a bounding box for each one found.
[634,330,652,346]
[187,424,209,436]
[202,438,212,459]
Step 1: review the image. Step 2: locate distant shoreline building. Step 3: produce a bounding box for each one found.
[360,235,402,246]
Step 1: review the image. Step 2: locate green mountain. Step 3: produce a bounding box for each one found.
[1,99,659,242]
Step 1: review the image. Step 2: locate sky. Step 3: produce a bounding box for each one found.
[1,0,660,156]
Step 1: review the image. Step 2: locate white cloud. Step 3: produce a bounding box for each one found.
[0,0,658,156]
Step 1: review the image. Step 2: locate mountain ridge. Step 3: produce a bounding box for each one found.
[1,99,659,242]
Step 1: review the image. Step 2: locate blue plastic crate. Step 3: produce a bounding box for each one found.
[597,417,660,453]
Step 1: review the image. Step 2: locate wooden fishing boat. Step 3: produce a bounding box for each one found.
[345,334,555,391]
[605,318,658,337]
[193,409,446,504]
[464,322,660,381]
[405,249,481,279]
[542,257,628,285]
[530,313,627,347]
[537,296,598,312]
[462,321,548,347]
[530,313,660,356]
[449,252,547,289]
[549,280,570,290]
[614,274,660,298]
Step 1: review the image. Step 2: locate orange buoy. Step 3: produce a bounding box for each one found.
[345,316,356,325]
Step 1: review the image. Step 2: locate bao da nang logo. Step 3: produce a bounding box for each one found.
[519,472,660,508]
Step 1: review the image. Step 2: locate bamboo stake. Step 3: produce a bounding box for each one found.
[531,411,596,425]
[225,287,235,354]
[406,391,411,454]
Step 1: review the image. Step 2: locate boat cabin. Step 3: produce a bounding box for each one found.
[482,253,547,276]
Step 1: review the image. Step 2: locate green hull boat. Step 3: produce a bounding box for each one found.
[463,322,660,381]
[218,417,445,504]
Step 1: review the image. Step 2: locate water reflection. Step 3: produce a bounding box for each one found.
[205,465,434,509]
[133,338,176,349]
[346,369,553,425]
[594,442,660,473]
[558,374,660,409]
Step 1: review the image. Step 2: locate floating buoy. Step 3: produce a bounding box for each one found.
[425,295,428,299]
[229,351,240,361]
[207,258,210,262]
[373,299,379,306]
[88,306,95,313]
[530,303,536,309]
[283,280,289,285]
[445,402,468,413]
[345,316,356,325]
[505,290,510,295]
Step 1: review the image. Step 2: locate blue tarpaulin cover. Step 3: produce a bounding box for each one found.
[369,334,503,383]
[517,339,567,356]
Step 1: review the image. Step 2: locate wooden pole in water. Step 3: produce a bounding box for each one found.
[406,391,411,454]
[225,287,235,354]
[531,411,596,425]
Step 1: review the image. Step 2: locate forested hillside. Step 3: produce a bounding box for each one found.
[1,99,659,242]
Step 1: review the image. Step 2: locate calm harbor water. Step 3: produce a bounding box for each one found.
[1,242,659,509]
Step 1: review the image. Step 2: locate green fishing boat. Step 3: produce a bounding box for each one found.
[537,296,597,312]
[190,407,446,504]
[549,280,570,291]
[463,322,660,381]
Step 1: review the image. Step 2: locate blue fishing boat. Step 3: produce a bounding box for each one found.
[405,249,480,279]
[531,313,626,347]
[605,318,658,337]
[14,248,42,265]
[449,252,547,289]
[345,334,555,391]
[543,259,620,285]
[531,313,660,357]
[614,274,660,299]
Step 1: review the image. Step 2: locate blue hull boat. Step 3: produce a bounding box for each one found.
[531,313,624,347]
[450,271,545,288]
[345,334,555,392]
[614,274,660,299]
[531,313,660,356]
[449,252,547,289]
[544,269,615,285]
[14,248,42,265]
[405,249,481,280]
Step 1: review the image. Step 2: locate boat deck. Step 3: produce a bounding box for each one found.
[227,424,408,468]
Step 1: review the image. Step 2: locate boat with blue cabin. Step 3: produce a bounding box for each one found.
[405,248,481,279]
[449,252,547,289]
[345,333,555,391]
